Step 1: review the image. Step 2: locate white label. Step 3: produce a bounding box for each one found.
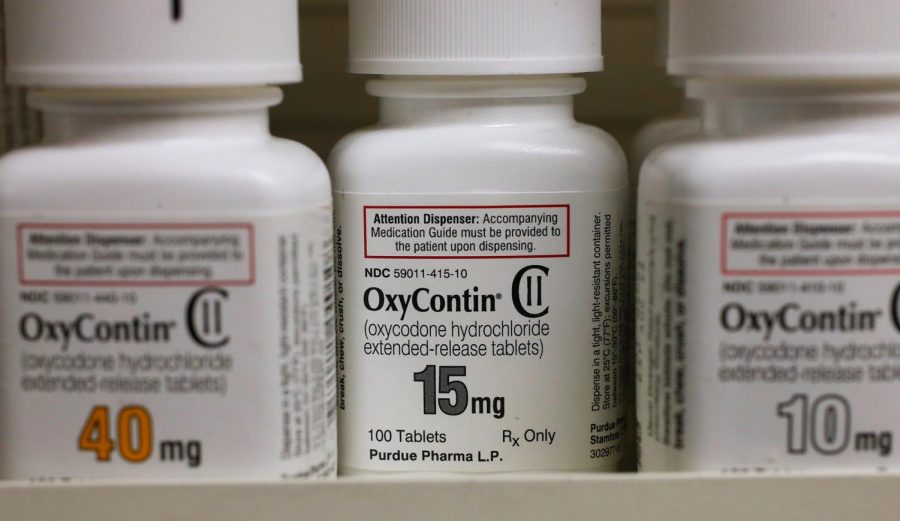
[336,192,628,472]
[637,204,900,471]
[0,208,336,479]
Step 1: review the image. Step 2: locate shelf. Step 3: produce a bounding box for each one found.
[1,473,896,521]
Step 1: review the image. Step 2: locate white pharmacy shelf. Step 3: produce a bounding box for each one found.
[0,473,897,521]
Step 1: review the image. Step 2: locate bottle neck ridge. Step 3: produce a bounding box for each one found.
[32,87,280,144]
[370,76,584,126]
[688,79,900,135]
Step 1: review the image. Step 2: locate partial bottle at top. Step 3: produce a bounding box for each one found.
[0,0,336,479]
[638,0,900,472]
[332,0,629,475]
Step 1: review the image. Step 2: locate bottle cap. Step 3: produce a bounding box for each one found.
[668,0,900,79]
[5,0,302,87]
[348,0,603,76]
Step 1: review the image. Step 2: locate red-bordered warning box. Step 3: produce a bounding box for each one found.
[364,205,571,259]
[17,223,256,287]
[721,211,900,276]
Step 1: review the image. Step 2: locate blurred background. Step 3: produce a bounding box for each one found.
[277,0,681,160]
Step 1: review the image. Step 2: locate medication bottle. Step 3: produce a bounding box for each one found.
[0,0,336,479]
[637,0,900,472]
[332,0,629,475]
[625,0,699,471]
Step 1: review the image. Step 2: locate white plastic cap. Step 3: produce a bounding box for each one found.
[668,0,900,79]
[5,0,302,87]
[348,0,603,76]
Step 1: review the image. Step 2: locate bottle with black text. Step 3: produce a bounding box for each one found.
[332,0,629,474]
[0,0,336,479]
[638,0,900,472]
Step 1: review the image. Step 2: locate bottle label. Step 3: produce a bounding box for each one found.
[637,203,900,471]
[0,208,336,479]
[335,192,627,472]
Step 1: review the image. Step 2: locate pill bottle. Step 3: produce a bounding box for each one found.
[332,0,629,475]
[637,0,900,472]
[0,0,336,479]
[624,0,700,471]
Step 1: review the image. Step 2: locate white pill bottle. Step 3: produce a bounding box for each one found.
[638,0,900,472]
[625,0,699,471]
[0,0,336,479]
[332,0,629,474]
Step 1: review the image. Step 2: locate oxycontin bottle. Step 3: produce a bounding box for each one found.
[332,0,628,475]
[624,0,700,471]
[0,0,336,479]
[638,0,900,472]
